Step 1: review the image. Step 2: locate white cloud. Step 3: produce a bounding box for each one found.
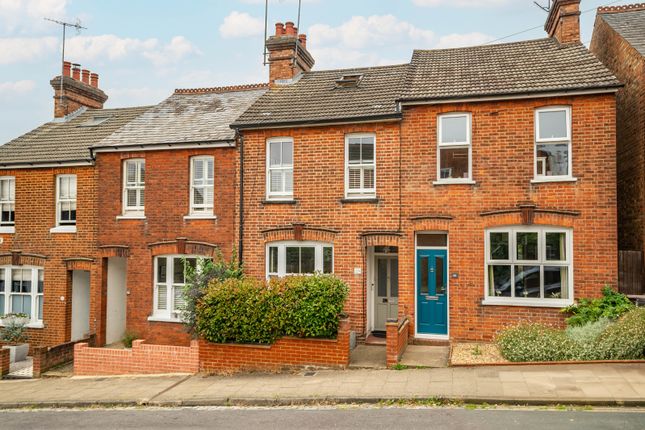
[412,0,509,7]
[0,80,36,95]
[0,0,68,33]
[219,11,264,39]
[65,34,200,65]
[435,32,495,48]
[0,36,58,64]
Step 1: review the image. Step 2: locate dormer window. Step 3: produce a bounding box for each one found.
[335,74,362,88]
[78,116,110,127]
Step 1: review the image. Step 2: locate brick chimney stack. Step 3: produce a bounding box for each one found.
[51,61,108,118]
[266,20,315,85]
[545,0,581,44]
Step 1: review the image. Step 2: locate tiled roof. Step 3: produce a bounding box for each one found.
[232,64,409,128]
[0,106,150,167]
[96,85,268,149]
[600,5,645,57]
[401,38,621,102]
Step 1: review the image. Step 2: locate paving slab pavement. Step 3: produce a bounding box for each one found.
[0,363,643,408]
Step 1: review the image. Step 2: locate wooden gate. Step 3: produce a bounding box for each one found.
[618,250,644,295]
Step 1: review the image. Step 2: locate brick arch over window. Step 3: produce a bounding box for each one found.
[480,204,579,229]
[147,237,220,258]
[262,224,339,243]
[361,231,402,248]
[0,251,48,267]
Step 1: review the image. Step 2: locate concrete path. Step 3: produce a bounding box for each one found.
[0,363,643,408]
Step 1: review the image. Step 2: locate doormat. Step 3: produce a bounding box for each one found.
[371,331,386,338]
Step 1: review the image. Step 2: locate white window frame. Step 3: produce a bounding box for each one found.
[483,226,573,308]
[151,255,206,322]
[345,133,376,199]
[55,174,77,227]
[436,113,473,184]
[0,266,44,327]
[533,106,573,182]
[266,137,294,201]
[189,156,215,217]
[0,176,15,232]
[266,241,334,278]
[122,159,145,216]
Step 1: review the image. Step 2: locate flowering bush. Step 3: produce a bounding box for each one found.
[497,324,578,362]
[0,313,29,345]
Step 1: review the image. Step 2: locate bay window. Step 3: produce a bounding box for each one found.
[484,226,572,307]
[437,113,472,182]
[345,134,376,198]
[534,107,572,180]
[0,266,44,325]
[266,242,333,278]
[266,138,293,200]
[152,255,206,321]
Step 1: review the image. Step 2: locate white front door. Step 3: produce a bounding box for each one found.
[374,256,399,331]
[105,257,127,345]
[71,270,90,342]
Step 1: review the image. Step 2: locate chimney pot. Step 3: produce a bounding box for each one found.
[298,34,307,49]
[285,21,296,36]
[275,22,285,36]
[81,69,91,84]
[72,64,81,80]
[63,61,72,77]
[90,73,99,88]
[544,0,581,44]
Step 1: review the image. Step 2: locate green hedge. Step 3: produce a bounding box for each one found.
[195,274,348,344]
[562,286,634,327]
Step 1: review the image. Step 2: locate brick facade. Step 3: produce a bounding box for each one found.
[386,316,409,368]
[95,147,238,346]
[240,93,617,342]
[590,8,645,255]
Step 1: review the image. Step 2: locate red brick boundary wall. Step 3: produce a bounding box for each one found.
[0,348,9,378]
[32,335,95,378]
[199,318,351,374]
[74,340,199,376]
[386,316,410,368]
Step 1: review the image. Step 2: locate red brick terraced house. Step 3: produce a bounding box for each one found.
[90,84,266,346]
[590,4,645,294]
[0,62,148,347]
[233,0,621,342]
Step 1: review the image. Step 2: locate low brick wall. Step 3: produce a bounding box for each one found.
[32,335,96,378]
[74,340,199,376]
[199,318,351,374]
[0,348,9,378]
[386,316,410,368]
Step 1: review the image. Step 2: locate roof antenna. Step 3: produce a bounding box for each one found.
[45,17,87,112]
[292,0,302,68]
[263,0,269,65]
[533,0,551,12]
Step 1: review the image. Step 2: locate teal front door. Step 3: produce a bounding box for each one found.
[416,249,448,335]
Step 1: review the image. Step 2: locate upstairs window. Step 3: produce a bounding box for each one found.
[190,156,214,216]
[535,107,571,179]
[437,113,472,182]
[0,177,15,227]
[345,134,376,198]
[56,175,77,226]
[123,159,145,215]
[267,241,333,278]
[266,138,293,200]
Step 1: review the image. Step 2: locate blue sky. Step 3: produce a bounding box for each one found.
[0,0,630,143]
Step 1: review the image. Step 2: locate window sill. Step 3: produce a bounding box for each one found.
[183,215,218,220]
[531,177,578,184]
[481,298,573,308]
[116,215,146,220]
[147,315,182,324]
[340,197,379,204]
[50,226,76,234]
[0,321,44,329]
[433,180,477,186]
[0,226,15,234]
[262,199,298,205]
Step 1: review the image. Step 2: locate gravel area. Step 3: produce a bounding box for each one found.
[450,343,509,365]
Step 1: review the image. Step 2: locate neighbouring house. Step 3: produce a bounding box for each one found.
[234,0,621,342]
[590,3,645,294]
[0,61,149,347]
[91,84,267,346]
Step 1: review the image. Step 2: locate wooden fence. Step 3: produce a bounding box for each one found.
[618,250,644,295]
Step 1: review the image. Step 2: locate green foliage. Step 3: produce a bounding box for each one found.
[565,317,611,345]
[0,313,29,344]
[181,250,244,335]
[195,274,349,344]
[562,286,634,327]
[497,324,578,362]
[592,307,645,360]
[121,330,139,348]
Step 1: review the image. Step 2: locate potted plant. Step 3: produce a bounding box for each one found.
[1,313,30,363]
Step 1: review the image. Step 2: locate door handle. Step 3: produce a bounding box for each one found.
[382,298,388,303]
[425,296,438,301]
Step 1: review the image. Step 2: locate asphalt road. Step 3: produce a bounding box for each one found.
[0,407,643,430]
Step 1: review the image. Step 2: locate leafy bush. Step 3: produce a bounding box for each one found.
[592,307,645,360]
[497,324,578,362]
[562,286,634,327]
[181,251,244,335]
[0,313,29,344]
[565,317,612,345]
[121,330,139,348]
[195,274,348,344]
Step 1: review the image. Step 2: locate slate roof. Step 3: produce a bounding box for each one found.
[96,85,268,149]
[601,8,645,57]
[232,64,409,128]
[401,38,621,102]
[0,106,150,167]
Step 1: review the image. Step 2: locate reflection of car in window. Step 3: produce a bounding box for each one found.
[495,266,563,298]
